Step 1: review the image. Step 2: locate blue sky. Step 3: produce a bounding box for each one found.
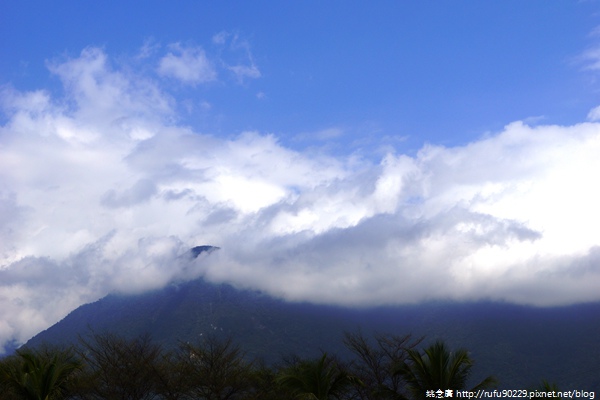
[3,1,600,351]
[3,1,599,152]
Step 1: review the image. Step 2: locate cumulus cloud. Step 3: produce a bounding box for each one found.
[2,47,600,351]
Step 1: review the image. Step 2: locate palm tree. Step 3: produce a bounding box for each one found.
[536,381,561,399]
[0,347,82,400]
[277,353,363,400]
[395,341,496,400]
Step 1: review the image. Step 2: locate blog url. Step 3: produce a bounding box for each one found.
[426,389,596,399]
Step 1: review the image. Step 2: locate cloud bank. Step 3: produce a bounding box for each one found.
[2,47,600,351]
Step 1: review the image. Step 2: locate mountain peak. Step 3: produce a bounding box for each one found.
[190,245,220,259]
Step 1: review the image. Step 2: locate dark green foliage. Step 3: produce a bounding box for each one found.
[343,331,423,400]
[153,350,192,400]
[248,361,295,400]
[533,381,562,400]
[277,353,363,400]
[395,341,496,400]
[0,346,82,400]
[176,335,257,400]
[4,332,583,400]
[77,332,164,400]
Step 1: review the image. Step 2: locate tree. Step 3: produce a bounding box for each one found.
[0,346,82,400]
[246,360,295,400]
[77,332,164,400]
[177,335,256,400]
[344,331,423,400]
[277,353,363,400]
[395,341,496,400]
[152,350,191,400]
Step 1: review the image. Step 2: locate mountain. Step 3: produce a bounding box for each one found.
[23,247,600,390]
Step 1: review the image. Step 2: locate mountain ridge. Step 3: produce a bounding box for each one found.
[24,276,600,390]
[21,246,600,390]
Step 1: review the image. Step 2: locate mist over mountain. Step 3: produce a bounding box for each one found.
[24,249,600,391]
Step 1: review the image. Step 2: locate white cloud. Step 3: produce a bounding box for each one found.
[579,46,600,71]
[156,35,261,85]
[575,27,600,72]
[315,127,344,140]
[137,38,161,60]
[294,127,346,143]
[48,48,173,125]
[2,47,600,352]
[212,31,261,83]
[158,43,217,85]
[227,64,261,81]
[587,105,600,121]
[212,31,229,45]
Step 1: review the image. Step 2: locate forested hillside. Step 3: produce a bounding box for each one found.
[23,276,600,391]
